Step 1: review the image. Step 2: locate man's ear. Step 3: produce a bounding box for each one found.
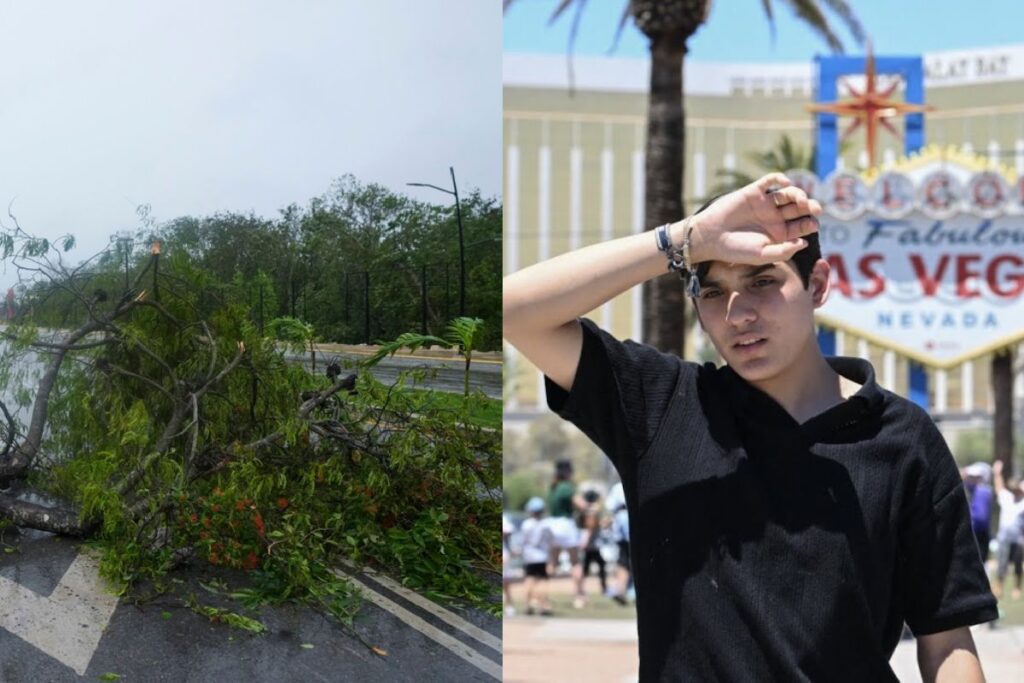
[810,259,830,308]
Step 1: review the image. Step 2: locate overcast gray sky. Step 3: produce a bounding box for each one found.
[0,1,500,288]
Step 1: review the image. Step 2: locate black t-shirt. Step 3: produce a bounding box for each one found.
[546,319,997,682]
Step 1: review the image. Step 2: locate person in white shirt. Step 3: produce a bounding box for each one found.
[992,460,1024,600]
[520,497,555,615]
[605,482,632,605]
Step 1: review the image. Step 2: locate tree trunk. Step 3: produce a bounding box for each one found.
[992,349,1014,477]
[641,33,687,356]
[0,491,96,537]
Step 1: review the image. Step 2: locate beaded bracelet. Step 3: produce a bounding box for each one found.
[654,218,700,297]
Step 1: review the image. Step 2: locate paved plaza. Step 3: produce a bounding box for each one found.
[504,577,1024,682]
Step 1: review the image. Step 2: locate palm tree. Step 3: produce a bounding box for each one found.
[366,316,485,396]
[505,0,864,356]
[710,134,814,197]
[709,133,855,198]
[992,350,1015,477]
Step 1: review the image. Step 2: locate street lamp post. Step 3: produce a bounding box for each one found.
[407,166,466,317]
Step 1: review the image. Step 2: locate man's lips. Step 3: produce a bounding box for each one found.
[731,336,767,350]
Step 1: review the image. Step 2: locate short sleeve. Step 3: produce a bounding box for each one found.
[898,421,999,635]
[544,318,685,468]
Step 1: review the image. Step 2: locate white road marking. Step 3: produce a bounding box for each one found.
[338,559,501,653]
[0,550,119,675]
[332,569,501,681]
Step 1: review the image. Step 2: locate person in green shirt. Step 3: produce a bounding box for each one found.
[547,459,588,608]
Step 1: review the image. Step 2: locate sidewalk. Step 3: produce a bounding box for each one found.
[504,616,638,683]
[504,615,1024,682]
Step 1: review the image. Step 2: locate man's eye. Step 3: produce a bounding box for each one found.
[753,278,775,288]
[700,289,721,299]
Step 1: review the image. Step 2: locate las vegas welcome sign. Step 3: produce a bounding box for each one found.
[789,145,1024,369]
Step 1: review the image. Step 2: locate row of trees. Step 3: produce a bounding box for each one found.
[14,175,502,350]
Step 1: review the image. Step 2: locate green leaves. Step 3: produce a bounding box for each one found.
[267,316,314,346]
[444,317,484,355]
[361,317,486,396]
[5,246,498,633]
[445,317,484,396]
[362,332,450,369]
[185,596,266,634]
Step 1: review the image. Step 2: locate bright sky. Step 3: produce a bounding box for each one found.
[0,1,500,289]
[504,0,1024,61]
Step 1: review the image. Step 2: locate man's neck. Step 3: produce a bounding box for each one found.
[747,343,850,424]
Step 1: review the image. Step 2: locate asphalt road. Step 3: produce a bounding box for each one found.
[286,349,502,399]
[0,532,501,682]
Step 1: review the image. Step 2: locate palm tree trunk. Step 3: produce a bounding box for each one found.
[992,349,1014,476]
[641,32,687,356]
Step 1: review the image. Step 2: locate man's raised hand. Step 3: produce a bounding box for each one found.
[687,172,823,266]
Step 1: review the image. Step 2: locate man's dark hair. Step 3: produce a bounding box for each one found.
[690,194,822,290]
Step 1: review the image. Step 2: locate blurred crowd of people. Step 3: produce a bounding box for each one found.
[962,460,1024,604]
[502,460,632,617]
[503,456,1024,619]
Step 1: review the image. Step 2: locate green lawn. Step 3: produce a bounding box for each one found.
[506,575,637,620]
[544,591,638,620]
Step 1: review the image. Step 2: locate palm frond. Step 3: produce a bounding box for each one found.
[445,317,485,354]
[819,0,866,44]
[549,0,579,24]
[777,1,845,53]
[363,332,450,369]
[609,1,632,53]
[759,0,777,45]
[710,169,757,197]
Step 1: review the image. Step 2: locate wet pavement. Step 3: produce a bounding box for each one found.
[285,346,502,399]
[0,533,501,682]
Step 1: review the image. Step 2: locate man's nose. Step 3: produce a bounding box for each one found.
[725,291,757,326]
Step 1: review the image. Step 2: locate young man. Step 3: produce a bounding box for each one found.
[503,174,997,682]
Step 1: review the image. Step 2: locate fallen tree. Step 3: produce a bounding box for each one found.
[0,226,500,620]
